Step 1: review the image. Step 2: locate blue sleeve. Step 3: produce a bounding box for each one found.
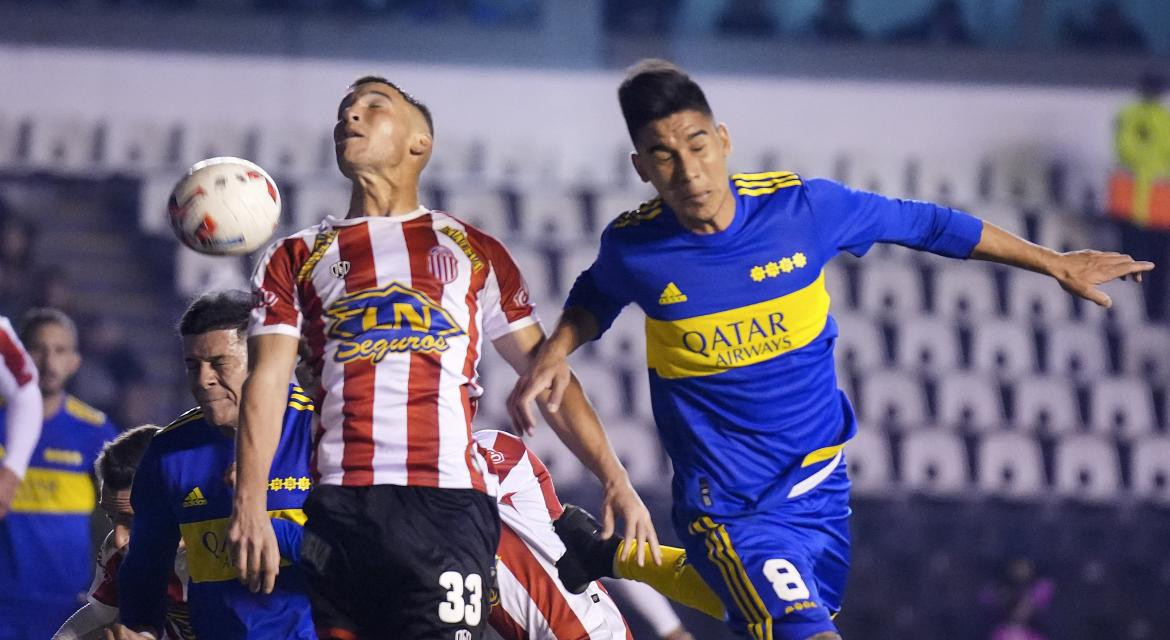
[563,228,632,339]
[271,517,304,563]
[805,178,984,259]
[118,447,180,631]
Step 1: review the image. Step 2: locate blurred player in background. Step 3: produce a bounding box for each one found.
[112,291,314,639]
[231,75,657,639]
[1,308,117,639]
[512,59,1154,640]
[53,424,196,640]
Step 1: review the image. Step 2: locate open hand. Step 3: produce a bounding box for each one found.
[1049,250,1154,307]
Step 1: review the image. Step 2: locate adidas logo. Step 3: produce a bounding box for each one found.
[658,282,687,305]
[182,487,208,508]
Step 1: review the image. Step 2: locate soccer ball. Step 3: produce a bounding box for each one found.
[168,157,281,256]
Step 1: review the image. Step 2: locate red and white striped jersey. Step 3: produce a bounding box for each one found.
[0,316,34,395]
[250,210,538,490]
[87,531,193,640]
[474,430,632,640]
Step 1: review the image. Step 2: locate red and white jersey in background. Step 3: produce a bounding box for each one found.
[87,532,194,640]
[250,210,538,490]
[474,430,632,640]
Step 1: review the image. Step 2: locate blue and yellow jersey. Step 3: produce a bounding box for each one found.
[0,395,117,602]
[118,386,316,639]
[567,173,982,516]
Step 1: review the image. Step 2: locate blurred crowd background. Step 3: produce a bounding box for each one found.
[1,1,1169,638]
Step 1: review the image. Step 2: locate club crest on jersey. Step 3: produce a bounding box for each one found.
[427,246,459,284]
[325,282,465,364]
[330,260,351,279]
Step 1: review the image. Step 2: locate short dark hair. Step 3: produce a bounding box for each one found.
[350,75,434,136]
[178,290,252,337]
[18,307,77,346]
[95,424,160,490]
[618,59,713,144]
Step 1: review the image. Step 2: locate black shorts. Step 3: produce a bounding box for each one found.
[300,484,500,640]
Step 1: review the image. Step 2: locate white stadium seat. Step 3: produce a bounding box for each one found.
[830,312,885,373]
[293,180,350,229]
[1006,270,1073,323]
[936,373,1006,432]
[856,261,924,318]
[969,320,1037,378]
[1086,377,1156,440]
[933,263,999,319]
[901,430,968,497]
[1053,434,1122,504]
[976,431,1045,501]
[824,260,852,310]
[1129,436,1170,506]
[845,429,894,497]
[1121,324,1170,383]
[254,125,332,181]
[894,317,960,374]
[504,245,556,305]
[26,117,99,172]
[515,190,585,245]
[1079,278,1148,326]
[444,187,510,238]
[605,419,665,490]
[567,360,627,420]
[858,369,928,430]
[1046,324,1109,381]
[1013,376,1081,434]
[180,120,251,169]
[592,308,647,368]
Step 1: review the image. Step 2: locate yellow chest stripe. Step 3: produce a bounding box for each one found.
[645,271,829,379]
[181,509,305,583]
[9,468,96,514]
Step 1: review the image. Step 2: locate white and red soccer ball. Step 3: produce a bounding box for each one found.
[168,157,281,256]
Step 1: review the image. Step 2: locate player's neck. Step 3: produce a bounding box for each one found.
[41,392,65,420]
[675,188,736,234]
[347,170,421,218]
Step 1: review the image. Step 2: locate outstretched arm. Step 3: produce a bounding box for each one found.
[970,221,1154,307]
[229,333,299,594]
[496,322,660,566]
[0,317,41,519]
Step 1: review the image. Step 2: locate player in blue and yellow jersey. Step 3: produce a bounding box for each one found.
[511,59,1155,640]
[113,291,314,640]
[0,308,118,639]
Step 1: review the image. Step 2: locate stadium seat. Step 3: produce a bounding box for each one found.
[1005,270,1074,323]
[981,153,1048,208]
[824,260,852,310]
[593,187,656,228]
[254,125,332,180]
[1046,324,1110,381]
[1086,377,1156,440]
[1129,436,1170,507]
[1120,324,1170,383]
[893,317,961,374]
[913,152,981,209]
[293,180,350,229]
[936,373,1006,432]
[502,244,556,304]
[139,174,179,235]
[559,247,597,300]
[971,202,1027,238]
[1053,434,1123,504]
[845,429,894,498]
[1078,278,1148,326]
[520,424,588,489]
[1031,213,1104,253]
[857,369,928,430]
[444,187,510,238]
[901,430,969,497]
[174,249,249,299]
[830,312,886,373]
[933,262,999,319]
[568,360,627,419]
[969,319,1038,378]
[26,117,99,172]
[976,431,1045,501]
[856,261,924,318]
[102,118,175,173]
[1013,376,1081,434]
[605,419,665,490]
[592,309,646,368]
[515,189,586,245]
[0,114,17,168]
[180,120,251,169]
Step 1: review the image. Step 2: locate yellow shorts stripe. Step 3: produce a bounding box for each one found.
[710,524,773,640]
[694,517,774,640]
[696,521,759,637]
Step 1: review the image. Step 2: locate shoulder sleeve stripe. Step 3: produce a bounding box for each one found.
[0,318,34,388]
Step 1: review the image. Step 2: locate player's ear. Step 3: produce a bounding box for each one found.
[409,131,432,158]
[630,152,650,183]
[716,122,732,156]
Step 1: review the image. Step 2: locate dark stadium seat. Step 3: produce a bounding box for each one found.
[933,262,1000,319]
[1013,375,1082,434]
[830,311,886,373]
[1046,323,1110,381]
[1129,436,1170,506]
[1121,324,1170,384]
[1006,269,1075,323]
[856,261,925,318]
[845,429,894,497]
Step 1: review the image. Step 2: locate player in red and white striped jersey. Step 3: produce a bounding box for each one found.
[475,429,632,639]
[0,314,42,519]
[230,76,659,639]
